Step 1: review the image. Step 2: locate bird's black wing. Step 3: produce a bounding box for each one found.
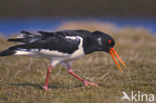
[39,30,91,37]
[8,31,42,44]
[11,30,85,54]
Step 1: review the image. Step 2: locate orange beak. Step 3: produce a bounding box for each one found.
[109,48,127,72]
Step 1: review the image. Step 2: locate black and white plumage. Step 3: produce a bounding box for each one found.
[0,30,127,91]
[2,30,115,66]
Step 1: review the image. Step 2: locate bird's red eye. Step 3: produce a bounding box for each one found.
[108,40,112,44]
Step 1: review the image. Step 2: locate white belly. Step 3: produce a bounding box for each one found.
[15,47,84,61]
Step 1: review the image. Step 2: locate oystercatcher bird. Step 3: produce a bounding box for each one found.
[0,30,127,91]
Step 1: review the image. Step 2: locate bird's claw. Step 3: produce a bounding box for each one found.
[42,86,49,91]
[82,80,98,87]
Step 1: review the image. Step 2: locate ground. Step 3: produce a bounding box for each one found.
[0,23,156,103]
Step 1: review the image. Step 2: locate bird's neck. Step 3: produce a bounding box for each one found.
[83,37,102,55]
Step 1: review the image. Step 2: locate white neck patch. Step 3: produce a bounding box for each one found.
[97,37,102,45]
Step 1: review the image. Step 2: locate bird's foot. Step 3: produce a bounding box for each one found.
[42,86,49,91]
[82,80,98,87]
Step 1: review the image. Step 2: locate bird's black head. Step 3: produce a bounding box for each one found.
[92,31,115,53]
[91,31,127,72]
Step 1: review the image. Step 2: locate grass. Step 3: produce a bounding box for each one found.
[0,22,156,103]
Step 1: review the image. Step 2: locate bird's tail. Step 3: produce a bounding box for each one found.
[0,48,16,57]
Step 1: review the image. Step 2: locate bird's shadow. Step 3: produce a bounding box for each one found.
[8,82,83,90]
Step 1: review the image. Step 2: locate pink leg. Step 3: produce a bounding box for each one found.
[67,66,98,87]
[43,65,53,91]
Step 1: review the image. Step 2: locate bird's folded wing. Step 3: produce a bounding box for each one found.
[12,33,81,54]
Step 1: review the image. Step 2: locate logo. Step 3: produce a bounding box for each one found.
[121,91,155,102]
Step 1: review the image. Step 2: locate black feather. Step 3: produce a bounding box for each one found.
[21,30,35,38]
[8,30,43,44]
[21,30,32,34]
[8,38,26,43]
[0,49,16,56]
[38,31,54,36]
